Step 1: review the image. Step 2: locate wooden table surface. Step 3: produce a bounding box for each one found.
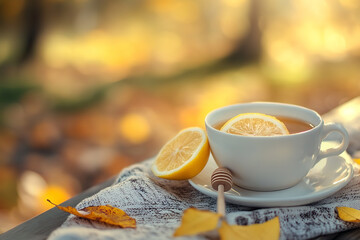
[0,177,115,240]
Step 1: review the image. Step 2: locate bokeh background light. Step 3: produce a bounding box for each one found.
[0,0,359,232]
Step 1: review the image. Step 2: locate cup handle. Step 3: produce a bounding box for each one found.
[315,122,349,163]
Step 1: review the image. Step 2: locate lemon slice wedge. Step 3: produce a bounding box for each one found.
[151,127,210,180]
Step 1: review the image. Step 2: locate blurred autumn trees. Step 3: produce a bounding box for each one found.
[1,0,360,233]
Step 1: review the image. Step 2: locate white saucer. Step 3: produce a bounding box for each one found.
[189,141,354,207]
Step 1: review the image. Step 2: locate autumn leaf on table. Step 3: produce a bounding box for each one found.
[337,206,360,223]
[174,207,280,240]
[173,207,222,236]
[218,217,280,240]
[47,199,136,228]
[353,158,360,165]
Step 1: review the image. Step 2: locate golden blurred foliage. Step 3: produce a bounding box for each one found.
[0,0,360,233]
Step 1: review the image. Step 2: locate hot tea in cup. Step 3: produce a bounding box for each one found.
[205,102,349,191]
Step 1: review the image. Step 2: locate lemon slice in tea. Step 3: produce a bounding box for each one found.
[220,113,289,136]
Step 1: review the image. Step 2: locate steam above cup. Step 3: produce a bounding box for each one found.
[205,102,349,191]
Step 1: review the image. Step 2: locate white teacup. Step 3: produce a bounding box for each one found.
[205,102,349,191]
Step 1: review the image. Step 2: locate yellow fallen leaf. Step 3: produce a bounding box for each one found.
[174,207,222,237]
[218,217,280,240]
[353,159,360,165]
[337,206,360,223]
[48,199,136,228]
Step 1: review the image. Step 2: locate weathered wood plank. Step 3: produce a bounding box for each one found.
[0,177,115,240]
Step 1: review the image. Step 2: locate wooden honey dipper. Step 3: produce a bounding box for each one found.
[211,167,233,216]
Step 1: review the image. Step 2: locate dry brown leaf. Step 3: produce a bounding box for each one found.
[218,217,280,240]
[173,207,221,237]
[48,199,136,228]
[337,206,360,223]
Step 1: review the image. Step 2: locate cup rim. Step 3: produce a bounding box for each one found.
[205,102,323,138]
